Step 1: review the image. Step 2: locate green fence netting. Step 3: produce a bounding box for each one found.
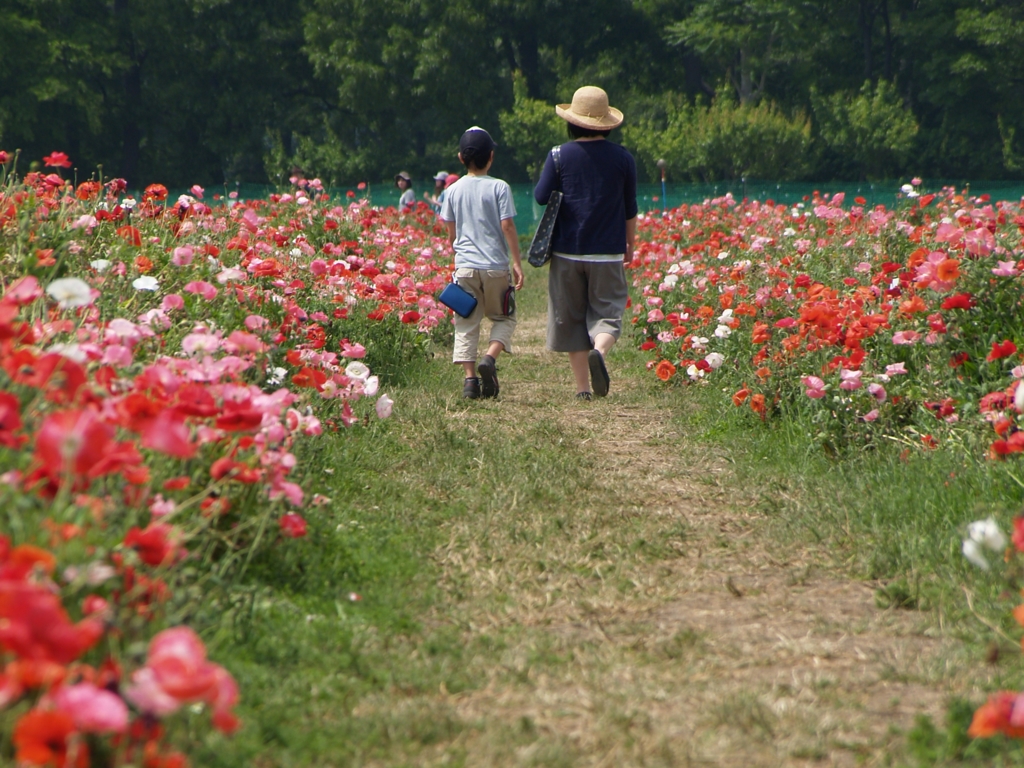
[174,179,1024,227]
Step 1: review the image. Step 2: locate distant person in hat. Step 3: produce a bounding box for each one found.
[533,85,637,401]
[423,171,449,213]
[432,173,460,218]
[394,171,415,213]
[440,127,523,399]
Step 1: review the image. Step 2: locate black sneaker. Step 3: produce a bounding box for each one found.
[588,350,610,397]
[463,377,480,399]
[576,391,593,401]
[477,355,499,398]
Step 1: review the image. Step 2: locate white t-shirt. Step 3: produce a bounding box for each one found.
[439,175,516,270]
[399,188,415,212]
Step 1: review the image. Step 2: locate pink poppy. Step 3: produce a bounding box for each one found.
[161,294,185,312]
[184,281,218,301]
[53,683,128,733]
[892,331,921,345]
[964,226,995,256]
[801,376,826,399]
[839,369,862,391]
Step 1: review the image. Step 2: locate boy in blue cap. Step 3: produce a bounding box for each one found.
[440,127,524,399]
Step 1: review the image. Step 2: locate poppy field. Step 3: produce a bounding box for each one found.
[0,152,456,765]
[5,147,1024,765]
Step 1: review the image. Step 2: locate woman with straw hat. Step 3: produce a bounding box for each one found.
[534,86,638,400]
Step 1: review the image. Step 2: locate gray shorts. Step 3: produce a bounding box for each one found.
[547,256,628,352]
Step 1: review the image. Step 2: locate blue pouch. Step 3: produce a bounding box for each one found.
[438,281,478,318]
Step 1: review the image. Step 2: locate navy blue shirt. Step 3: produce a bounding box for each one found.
[534,140,638,256]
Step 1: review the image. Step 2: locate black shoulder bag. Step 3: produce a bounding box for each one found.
[527,146,563,268]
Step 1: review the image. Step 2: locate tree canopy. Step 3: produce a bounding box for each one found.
[1,0,1020,186]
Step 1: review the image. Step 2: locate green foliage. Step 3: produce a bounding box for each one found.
[812,80,919,179]
[1,0,1022,184]
[665,0,806,105]
[498,72,565,181]
[331,314,444,388]
[625,89,811,182]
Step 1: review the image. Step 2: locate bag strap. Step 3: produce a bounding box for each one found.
[551,145,562,188]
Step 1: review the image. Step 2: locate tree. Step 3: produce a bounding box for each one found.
[625,89,810,181]
[812,80,917,179]
[665,0,808,105]
[498,73,567,181]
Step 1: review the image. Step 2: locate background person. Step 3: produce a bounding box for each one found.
[533,85,637,400]
[394,171,415,213]
[424,170,448,213]
[440,127,523,399]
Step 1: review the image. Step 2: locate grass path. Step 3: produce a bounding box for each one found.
[331,287,973,767]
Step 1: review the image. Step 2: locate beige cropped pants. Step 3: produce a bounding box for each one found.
[452,267,516,363]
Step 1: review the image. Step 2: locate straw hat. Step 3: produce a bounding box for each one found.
[555,86,623,130]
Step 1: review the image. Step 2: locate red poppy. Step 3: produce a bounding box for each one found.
[750,394,766,417]
[1013,517,1024,553]
[290,367,327,393]
[936,258,961,282]
[163,476,192,491]
[280,512,307,538]
[13,709,86,767]
[0,580,104,663]
[34,409,114,482]
[143,184,168,202]
[141,411,197,459]
[732,387,750,406]
[253,259,284,278]
[173,384,219,417]
[124,523,182,567]
[42,152,72,169]
[968,692,1024,738]
[655,360,676,381]
[0,391,25,448]
[5,352,86,404]
[987,340,1017,362]
[1,545,56,580]
[941,293,974,310]
[75,181,101,200]
[117,225,142,246]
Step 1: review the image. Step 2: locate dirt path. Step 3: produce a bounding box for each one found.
[378,314,966,766]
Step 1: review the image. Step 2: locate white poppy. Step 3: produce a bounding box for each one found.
[46,277,94,308]
[345,361,370,382]
[967,517,1007,552]
[47,343,88,363]
[132,276,159,291]
[962,539,990,571]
